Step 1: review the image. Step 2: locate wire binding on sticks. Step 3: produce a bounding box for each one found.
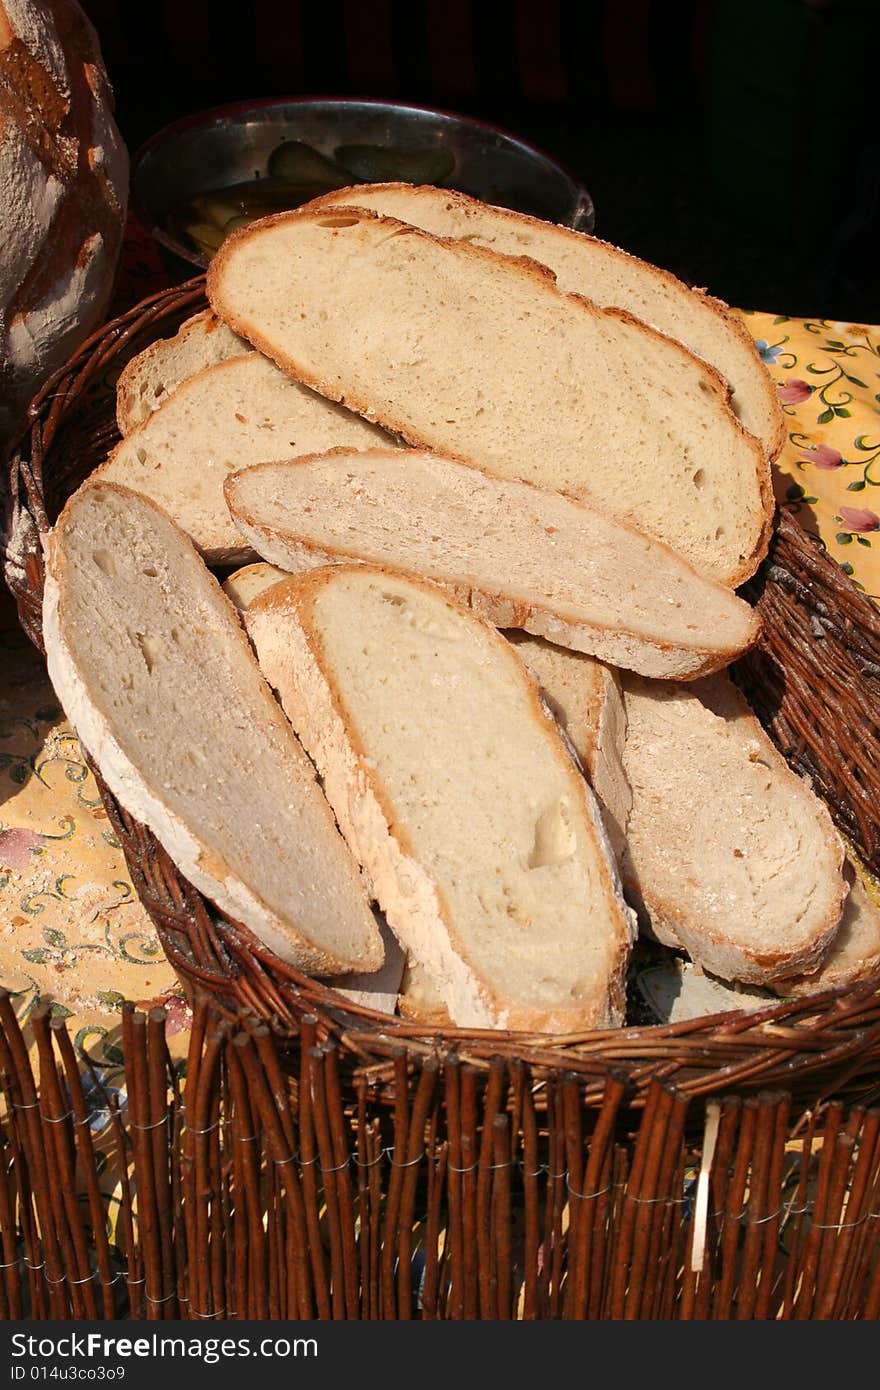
[352,1150,384,1169]
[128,1113,169,1132]
[566,1177,612,1200]
[386,1148,424,1169]
[184,1117,222,1136]
[320,1156,351,1173]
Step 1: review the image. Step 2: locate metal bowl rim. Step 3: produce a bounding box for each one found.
[131,93,596,270]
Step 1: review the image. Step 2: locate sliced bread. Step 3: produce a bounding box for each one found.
[42,481,384,976]
[307,183,784,456]
[245,565,636,1032]
[222,560,288,610]
[635,957,773,1024]
[328,915,406,1015]
[98,354,392,564]
[398,956,452,1026]
[115,309,250,434]
[620,672,847,984]
[221,561,631,857]
[503,633,631,860]
[225,448,760,680]
[208,205,772,585]
[771,862,880,997]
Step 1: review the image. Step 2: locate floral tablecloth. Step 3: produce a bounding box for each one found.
[742,311,879,600]
[0,585,192,1103]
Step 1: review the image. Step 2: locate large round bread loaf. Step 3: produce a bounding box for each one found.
[0,0,128,443]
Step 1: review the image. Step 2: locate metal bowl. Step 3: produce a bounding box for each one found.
[132,96,595,281]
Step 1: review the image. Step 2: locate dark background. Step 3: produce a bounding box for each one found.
[81,0,880,322]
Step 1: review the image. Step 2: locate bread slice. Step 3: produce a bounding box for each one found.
[222,560,288,610]
[620,672,847,984]
[503,633,630,860]
[42,480,383,976]
[772,862,880,997]
[328,915,406,1015]
[222,561,631,857]
[98,354,392,564]
[223,554,872,1008]
[636,956,773,1024]
[307,183,785,457]
[245,565,636,1032]
[225,449,760,680]
[208,206,772,586]
[116,309,249,434]
[398,956,452,1026]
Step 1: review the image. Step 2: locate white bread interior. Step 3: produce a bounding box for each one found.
[42,481,383,976]
[115,309,250,434]
[620,672,848,984]
[221,560,632,863]
[772,861,880,997]
[208,206,772,586]
[225,448,760,680]
[98,353,392,563]
[502,633,631,861]
[245,564,636,1032]
[306,182,784,456]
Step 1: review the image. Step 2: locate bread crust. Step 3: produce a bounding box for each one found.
[43,480,383,976]
[635,893,843,986]
[770,865,880,997]
[208,206,774,588]
[115,308,249,434]
[620,675,848,985]
[397,960,453,1027]
[246,565,635,1032]
[225,448,762,681]
[304,182,786,460]
[0,0,129,438]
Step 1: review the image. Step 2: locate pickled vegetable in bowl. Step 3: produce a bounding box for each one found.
[168,137,457,263]
[136,98,595,280]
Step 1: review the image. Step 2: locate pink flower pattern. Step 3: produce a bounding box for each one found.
[778,379,813,405]
[800,443,844,470]
[0,828,43,872]
[740,309,880,597]
[838,507,880,533]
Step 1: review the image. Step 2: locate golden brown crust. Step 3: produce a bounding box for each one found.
[209,206,773,589]
[226,448,762,679]
[46,481,381,976]
[304,182,786,460]
[396,989,452,1027]
[250,564,632,1030]
[627,883,842,984]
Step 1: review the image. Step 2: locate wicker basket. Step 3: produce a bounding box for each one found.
[5,274,880,1090]
[4,280,880,1320]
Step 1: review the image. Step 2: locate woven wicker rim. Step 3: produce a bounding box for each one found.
[5,276,880,1097]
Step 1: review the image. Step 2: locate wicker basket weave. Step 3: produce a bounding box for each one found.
[5,280,880,1322]
[5,277,880,1109]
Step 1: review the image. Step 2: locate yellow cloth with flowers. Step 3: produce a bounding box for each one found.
[740,311,880,600]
